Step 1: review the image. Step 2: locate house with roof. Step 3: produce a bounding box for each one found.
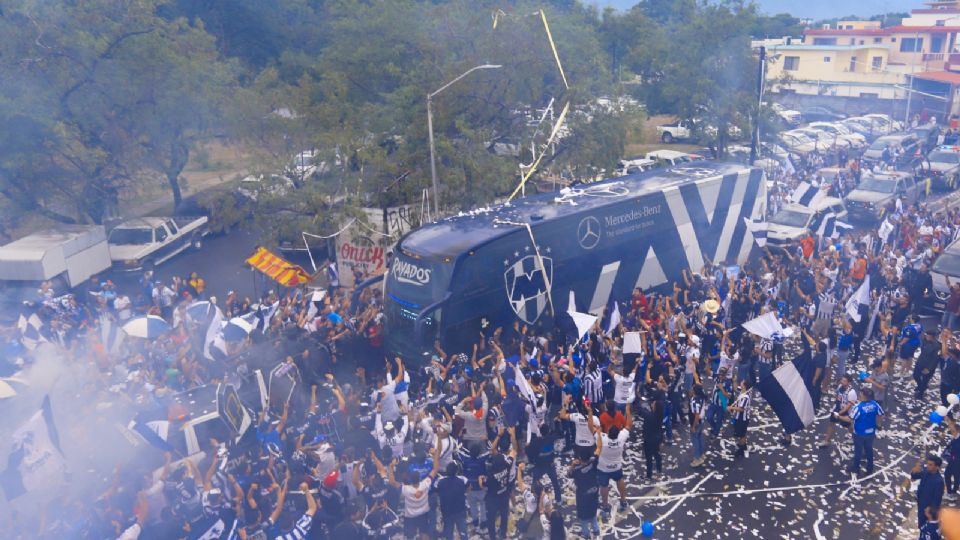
[766,0,960,120]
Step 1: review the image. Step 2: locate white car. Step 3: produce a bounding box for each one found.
[863,113,904,133]
[770,103,801,126]
[615,157,657,176]
[843,116,893,139]
[237,174,295,201]
[807,122,867,149]
[645,150,700,166]
[792,128,853,151]
[933,239,960,311]
[778,131,818,156]
[765,197,848,249]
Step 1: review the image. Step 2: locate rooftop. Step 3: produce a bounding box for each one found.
[911,70,960,84]
[399,162,754,259]
[769,44,885,51]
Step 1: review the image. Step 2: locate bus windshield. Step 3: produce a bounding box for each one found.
[384,253,452,308]
[384,253,452,351]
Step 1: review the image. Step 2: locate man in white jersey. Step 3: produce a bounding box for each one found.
[559,395,600,456]
[598,402,633,514]
[610,361,640,412]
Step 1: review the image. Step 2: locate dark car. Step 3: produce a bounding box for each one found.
[912,124,942,152]
[800,106,845,123]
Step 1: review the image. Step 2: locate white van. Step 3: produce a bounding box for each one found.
[766,197,848,249]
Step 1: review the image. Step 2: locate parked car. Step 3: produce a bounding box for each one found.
[863,113,904,133]
[799,106,845,123]
[917,144,960,191]
[770,103,801,127]
[807,122,867,149]
[844,170,923,223]
[645,150,698,166]
[237,174,295,202]
[861,133,921,168]
[792,127,853,152]
[656,119,740,143]
[932,238,960,311]
[766,197,847,249]
[108,216,209,272]
[615,157,657,176]
[912,124,942,151]
[778,131,818,157]
[843,116,893,140]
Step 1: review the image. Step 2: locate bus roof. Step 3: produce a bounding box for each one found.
[399,161,755,260]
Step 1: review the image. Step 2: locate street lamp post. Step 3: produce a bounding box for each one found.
[427,64,502,216]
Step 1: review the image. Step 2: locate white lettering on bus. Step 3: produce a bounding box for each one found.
[392,259,432,286]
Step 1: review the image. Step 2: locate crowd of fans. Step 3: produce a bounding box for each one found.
[3,151,960,540]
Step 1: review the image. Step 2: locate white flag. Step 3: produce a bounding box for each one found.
[606,301,621,336]
[203,305,224,360]
[622,331,643,355]
[845,275,871,323]
[742,311,785,340]
[568,310,598,342]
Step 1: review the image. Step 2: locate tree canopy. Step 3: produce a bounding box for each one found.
[0,0,817,237]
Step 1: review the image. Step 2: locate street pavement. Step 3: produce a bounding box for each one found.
[548,337,941,540]
[105,228,269,304]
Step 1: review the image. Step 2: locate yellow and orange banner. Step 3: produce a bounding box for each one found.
[245,247,311,287]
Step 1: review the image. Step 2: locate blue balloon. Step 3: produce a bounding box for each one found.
[931,411,945,425]
[642,521,655,537]
[858,371,869,382]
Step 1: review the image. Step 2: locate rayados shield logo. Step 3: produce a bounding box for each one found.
[504,254,554,324]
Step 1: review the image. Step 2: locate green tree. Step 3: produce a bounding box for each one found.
[0,0,236,222]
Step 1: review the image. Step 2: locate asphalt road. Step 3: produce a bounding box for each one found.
[105,228,277,304]
[551,337,938,540]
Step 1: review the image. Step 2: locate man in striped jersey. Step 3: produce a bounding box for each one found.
[583,360,604,412]
[729,379,753,457]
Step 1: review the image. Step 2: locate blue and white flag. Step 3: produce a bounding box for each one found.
[845,275,871,323]
[817,215,854,240]
[129,409,174,452]
[1,396,66,499]
[203,305,225,361]
[99,315,125,356]
[261,301,280,334]
[743,217,767,247]
[16,314,46,351]
[790,181,825,208]
[757,355,816,434]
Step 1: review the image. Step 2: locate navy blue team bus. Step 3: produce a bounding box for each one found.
[367,162,766,360]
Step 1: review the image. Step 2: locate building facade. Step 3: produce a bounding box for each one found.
[767,0,960,119]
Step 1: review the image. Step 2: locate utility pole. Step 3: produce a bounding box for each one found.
[750,46,766,165]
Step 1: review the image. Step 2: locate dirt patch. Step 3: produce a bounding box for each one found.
[121,141,250,217]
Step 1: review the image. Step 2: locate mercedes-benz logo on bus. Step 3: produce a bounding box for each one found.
[577,216,601,250]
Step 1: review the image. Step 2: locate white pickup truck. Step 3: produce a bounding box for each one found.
[108,216,209,272]
[657,119,742,144]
